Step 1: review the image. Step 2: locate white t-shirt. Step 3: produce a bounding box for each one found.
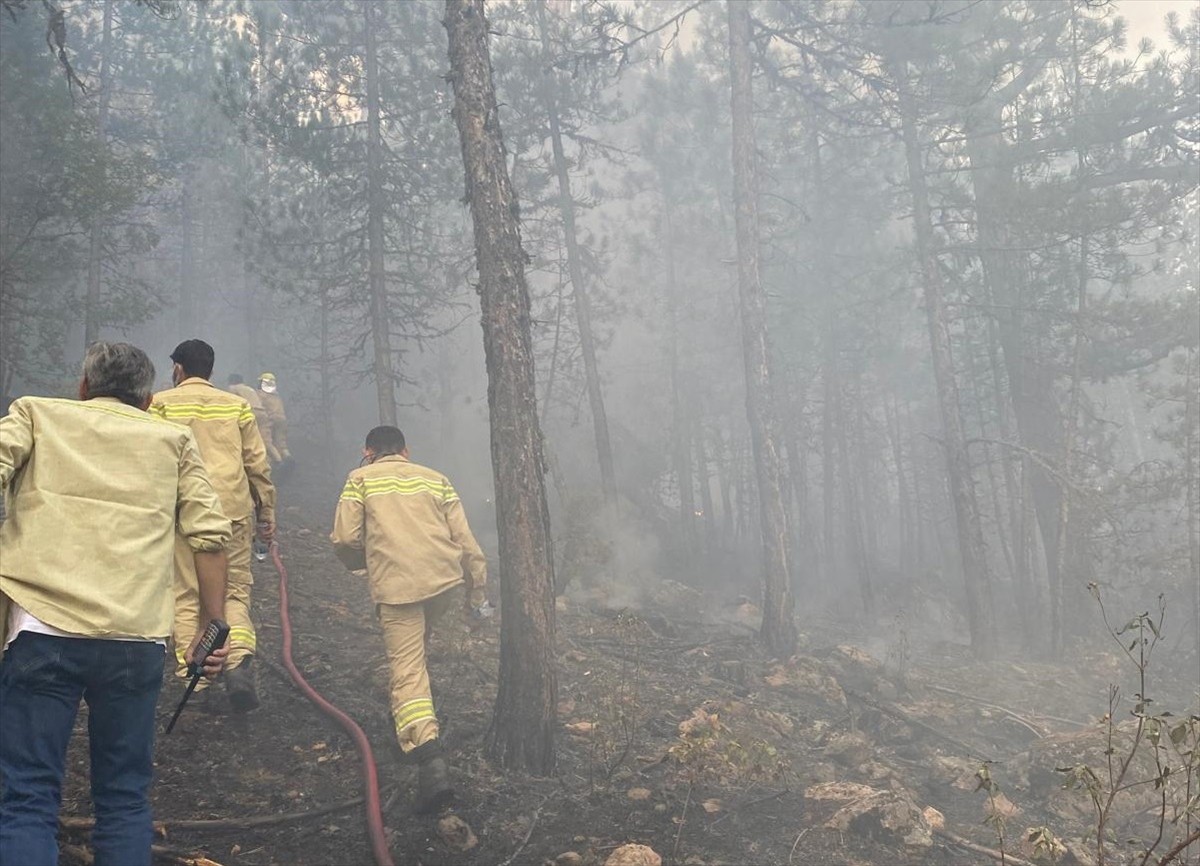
[4,603,165,649]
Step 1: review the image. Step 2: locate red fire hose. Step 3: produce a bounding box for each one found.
[271,540,396,866]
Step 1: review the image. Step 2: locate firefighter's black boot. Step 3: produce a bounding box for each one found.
[225,656,260,713]
[410,739,454,814]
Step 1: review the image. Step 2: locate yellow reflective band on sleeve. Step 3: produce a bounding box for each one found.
[175,647,188,667]
[228,627,257,651]
[339,480,365,503]
[393,697,436,733]
[239,407,254,423]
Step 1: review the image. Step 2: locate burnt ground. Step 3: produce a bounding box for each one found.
[55,470,1199,866]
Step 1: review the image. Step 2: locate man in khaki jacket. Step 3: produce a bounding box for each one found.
[0,341,231,866]
[330,425,488,814]
[152,340,276,712]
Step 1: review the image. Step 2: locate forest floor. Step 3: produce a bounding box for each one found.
[56,467,1198,866]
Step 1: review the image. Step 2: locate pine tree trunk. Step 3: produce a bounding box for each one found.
[535,1,617,514]
[318,280,335,473]
[178,171,196,334]
[884,396,914,575]
[822,331,838,578]
[84,0,113,347]
[835,372,872,617]
[445,0,557,775]
[965,123,1062,655]
[727,0,795,656]
[695,425,717,557]
[891,52,997,658]
[663,205,696,559]
[1186,343,1199,665]
[364,0,398,426]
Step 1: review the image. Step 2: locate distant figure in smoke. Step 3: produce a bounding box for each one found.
[151,341,276,713]
[228,373,272,449]
[329,425,490,814]
[0,341,230,866]
[256,372,292,469]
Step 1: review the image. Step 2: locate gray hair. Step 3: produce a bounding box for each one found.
[82,342,156,407]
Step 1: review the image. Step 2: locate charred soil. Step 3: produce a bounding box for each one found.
[55,471,1198,866]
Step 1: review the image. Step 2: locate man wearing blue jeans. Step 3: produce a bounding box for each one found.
[0,342,232,866]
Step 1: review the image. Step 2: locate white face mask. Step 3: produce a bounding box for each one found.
[260,381,277,394]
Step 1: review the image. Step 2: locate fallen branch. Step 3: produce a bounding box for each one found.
[1157,829,1200,866]
[710,788,790,826]
[845,689,992,760]
[671,781,693,866]
[934,827,1037,866]
[788,826,816,865]
[152,845,224,866]
[497,794,549,866]
[923,683,1055,737]
[60,842,223,866]
[61,787,393,833]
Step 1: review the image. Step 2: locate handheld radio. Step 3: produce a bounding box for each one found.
[165,618,229,734]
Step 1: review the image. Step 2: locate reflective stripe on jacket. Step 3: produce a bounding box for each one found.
[150,378,275,524]
[329,454,487,605]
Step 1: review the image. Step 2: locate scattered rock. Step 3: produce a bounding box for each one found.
[931,755,978,791]
[820,644,886,695]
[557,698,576,715]
[984,791,1019,820]
[804,781,933,850]
[555,853,583,866]
[556,596,569,612]
[763,656,847,708]
[437,815,478,851]
[921,806,945,831]
[822,731,872,767]
[626,787,652,801]
[604,843,662,866]
[565,721,595,736]
[701,798,723,813]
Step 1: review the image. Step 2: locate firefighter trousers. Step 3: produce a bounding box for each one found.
[173,518,256,687]
[377,587,460,753]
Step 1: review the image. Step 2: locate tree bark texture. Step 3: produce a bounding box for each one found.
[891,54,998,659]
[727,0,796,657]
[444,0,557,775]
[364,0,398,426]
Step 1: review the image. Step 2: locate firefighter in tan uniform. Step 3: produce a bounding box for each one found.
[257,372,291,464]
[228,373,272,454]
[330,425,488,814]
[151,340,276,712]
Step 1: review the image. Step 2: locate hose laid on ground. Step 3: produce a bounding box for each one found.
[271,540,396,866]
